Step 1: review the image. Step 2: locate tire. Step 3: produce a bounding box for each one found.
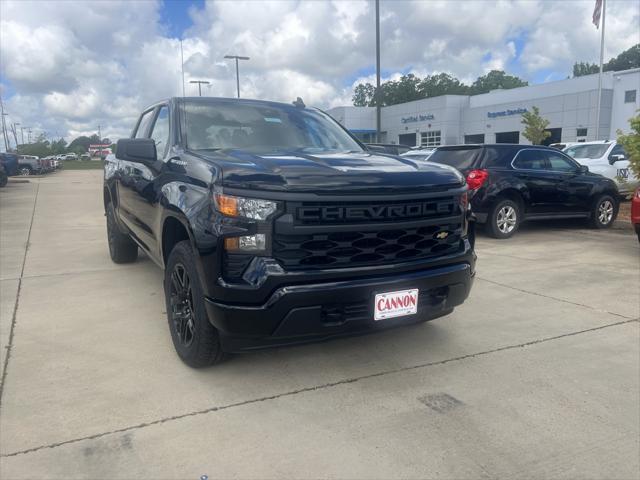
[0,172,7,187]
[106,202,138,263]
[164,241,225,368]
[589,195,617,229]
[486,198,521,239]
[18,166,32,176]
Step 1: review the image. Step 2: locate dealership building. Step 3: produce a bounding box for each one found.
[327,68,639,147]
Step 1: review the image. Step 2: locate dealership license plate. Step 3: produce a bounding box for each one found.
[374,289,419,321]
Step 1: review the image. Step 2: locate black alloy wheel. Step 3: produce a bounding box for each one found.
[163,240,225,367]
[168,263,195,348]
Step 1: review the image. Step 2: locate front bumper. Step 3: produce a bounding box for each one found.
[204,260,474,352]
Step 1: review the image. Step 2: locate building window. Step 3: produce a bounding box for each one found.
[576,128,588,137]
[420,130,441,147]
[625,90,637,103]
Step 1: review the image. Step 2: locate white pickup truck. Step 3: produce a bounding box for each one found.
[563,141,637,196]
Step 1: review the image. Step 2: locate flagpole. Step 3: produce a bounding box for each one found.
[595,0,606,140]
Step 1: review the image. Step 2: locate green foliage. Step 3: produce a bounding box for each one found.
[521,106,551,145]
[470,70,528,94]
[17,142,50,158]
[573,43,640,77]
[616,112,640,177]
[418,72,470,97]
[50,138,67,155]
[352,83,376,106]
[352,70,528,107]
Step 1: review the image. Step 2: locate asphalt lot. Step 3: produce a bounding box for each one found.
[0,170,638,480]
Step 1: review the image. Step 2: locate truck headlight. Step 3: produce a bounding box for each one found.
[214,193,277,220]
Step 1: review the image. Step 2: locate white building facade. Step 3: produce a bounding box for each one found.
[327,68,639,147]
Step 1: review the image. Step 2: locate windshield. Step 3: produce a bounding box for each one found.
[428,147,481,170]
[564,144,609,159]
[181,100,363,155]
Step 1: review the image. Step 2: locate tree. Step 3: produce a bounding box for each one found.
[617,112,640,178]
[68,136,92,153]
[521,106,551,145]
[352,83,376,106]
[418,73,470,97]
[470,70,528,95]
[50,138,67,155]
[573,44,640,77]
[605,44,640,71]
[573,61,599,77]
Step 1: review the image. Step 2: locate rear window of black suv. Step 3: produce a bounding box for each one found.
[429,146,483,170]
[430,145,514,170]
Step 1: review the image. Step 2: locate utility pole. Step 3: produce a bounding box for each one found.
[0,113,9,152]
[189,80,210,96]
[11,123,19,149]
[27,128,32,144]
[375,0,381,143]
[0,96,9,152]
[20,127,26,145]
[224,55,250,98]
[98,125,102,142]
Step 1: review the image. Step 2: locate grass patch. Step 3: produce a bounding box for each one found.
[62,160,104,170]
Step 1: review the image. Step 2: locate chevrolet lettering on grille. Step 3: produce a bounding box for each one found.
[297,201,455,222]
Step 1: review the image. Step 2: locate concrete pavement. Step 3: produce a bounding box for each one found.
[0,171,638,479]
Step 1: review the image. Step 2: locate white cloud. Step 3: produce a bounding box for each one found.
[0,0,638,146]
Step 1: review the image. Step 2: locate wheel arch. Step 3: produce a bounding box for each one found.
[161,213,195,268]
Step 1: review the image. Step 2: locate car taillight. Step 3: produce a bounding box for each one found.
[466,169,489,190]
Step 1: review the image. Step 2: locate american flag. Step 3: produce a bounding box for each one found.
[593,0,603,28]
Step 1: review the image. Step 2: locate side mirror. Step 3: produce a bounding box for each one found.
[116,138,157,164]
[608,154,625,165]
[579,165,589,174]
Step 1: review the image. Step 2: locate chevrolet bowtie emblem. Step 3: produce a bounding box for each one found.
[435,231,449,240]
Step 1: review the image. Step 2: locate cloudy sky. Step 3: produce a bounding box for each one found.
[0,0,638,145]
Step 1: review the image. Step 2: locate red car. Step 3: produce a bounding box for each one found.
[632,187,640,242]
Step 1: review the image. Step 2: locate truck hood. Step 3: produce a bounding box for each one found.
[200,150,465,194]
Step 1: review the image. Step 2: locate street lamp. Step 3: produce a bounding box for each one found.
[224,55,250,98]
[189,80,210,97]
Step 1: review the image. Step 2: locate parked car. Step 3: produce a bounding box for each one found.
[105,97,476,367]
[563,141,637,196]
[80,153,91,161]
[17,155,43,175]
[0,152,19,176]
[428,144,620,238]
[401,147,434,161]
[365,143,412,155]
[549,142,581,150]
[0,164,7,187]
[632,187,640,242]
[65,153,78,160]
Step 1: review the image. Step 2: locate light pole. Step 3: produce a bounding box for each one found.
[20,127,26,145]
[224,55,250,98]
[189,80,210,97]
[375,0,381,143]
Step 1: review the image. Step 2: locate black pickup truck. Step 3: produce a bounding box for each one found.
[104,97,475,367]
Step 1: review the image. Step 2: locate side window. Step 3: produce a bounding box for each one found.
[513,149,547,170]
[149,106,170,158]
[134,109,155,139]
[546,152,577,172]
[608,144,626,160]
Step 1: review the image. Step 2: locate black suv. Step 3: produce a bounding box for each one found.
[104,97,476,367]
[429,144,620,238]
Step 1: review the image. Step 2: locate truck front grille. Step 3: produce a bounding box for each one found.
[273,222,462,270]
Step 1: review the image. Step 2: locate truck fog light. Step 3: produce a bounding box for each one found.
[224,234,266,252]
